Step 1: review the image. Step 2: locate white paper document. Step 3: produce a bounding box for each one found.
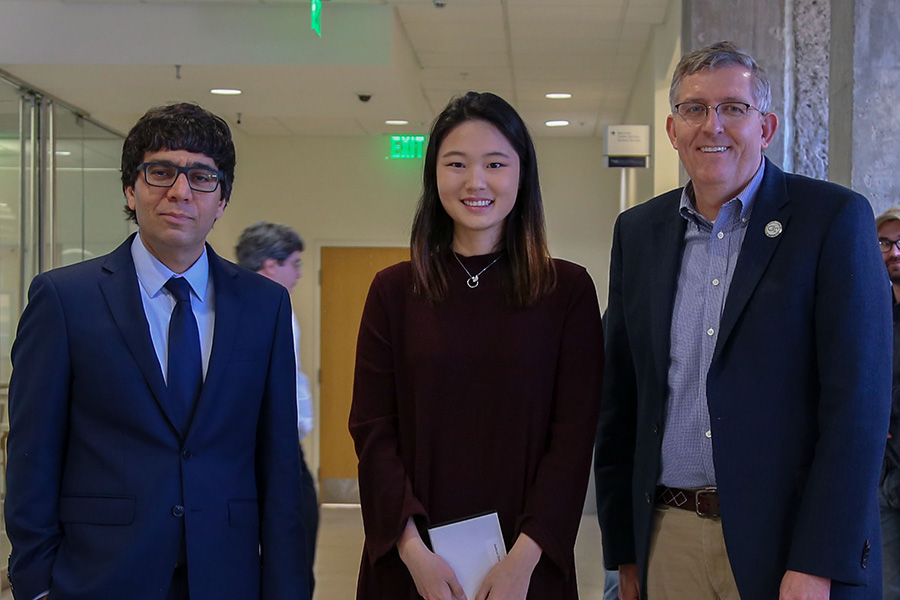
[428,512,508,600]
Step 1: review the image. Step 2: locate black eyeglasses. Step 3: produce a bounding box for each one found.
[879,238,900,253]
[137,162,223,193]
[673,102,762,126]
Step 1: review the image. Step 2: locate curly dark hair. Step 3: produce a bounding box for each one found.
[121,103,236,223]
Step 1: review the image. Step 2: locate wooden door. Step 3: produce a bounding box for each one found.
[319,246,409,503]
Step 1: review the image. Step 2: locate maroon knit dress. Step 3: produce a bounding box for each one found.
[349,252,604,599]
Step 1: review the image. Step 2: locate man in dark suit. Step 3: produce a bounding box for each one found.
[5,103,309,600]
[595,42,891,600]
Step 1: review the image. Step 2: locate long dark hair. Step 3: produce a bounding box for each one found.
[410,92,555,306]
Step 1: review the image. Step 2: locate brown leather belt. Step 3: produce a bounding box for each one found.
[656,486,720,518]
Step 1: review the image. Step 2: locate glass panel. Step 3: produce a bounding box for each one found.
[54,106,127,267]
[0,76,26,583]
[0,81,26,385]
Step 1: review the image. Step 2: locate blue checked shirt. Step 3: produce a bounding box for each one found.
[658,160,766,488]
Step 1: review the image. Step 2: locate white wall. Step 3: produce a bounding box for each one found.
[621,0,683,205]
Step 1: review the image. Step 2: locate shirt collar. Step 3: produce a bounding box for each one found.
[131,233,210,302]
[678,158,766,225]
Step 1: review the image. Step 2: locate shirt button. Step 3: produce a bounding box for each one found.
[707,328,715,336]
[705,430,712,438]
[172,505,185,518]
[182,449,192,460]
[717,231,724,239]
[712,278,720,286]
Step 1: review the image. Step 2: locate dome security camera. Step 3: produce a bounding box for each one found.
[358,93,372,103]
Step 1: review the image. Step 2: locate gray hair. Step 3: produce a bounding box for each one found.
[235,221,304,272]
[669,41,772,114]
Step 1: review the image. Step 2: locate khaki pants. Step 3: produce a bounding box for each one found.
[647,506,741,600]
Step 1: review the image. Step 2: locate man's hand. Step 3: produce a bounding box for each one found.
[474,533,541,600]
[779,570,831,600]
[618,563,640,600]
[397,518,466,600]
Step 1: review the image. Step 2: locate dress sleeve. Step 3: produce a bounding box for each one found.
[349,273,427,564]
[516,267,604,578]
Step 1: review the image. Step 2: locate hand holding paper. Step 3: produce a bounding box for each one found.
[474,532,541,600]
[398,518,468,600]
[428,513,511,600]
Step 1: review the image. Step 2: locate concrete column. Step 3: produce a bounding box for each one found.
[792,0,830,180]
[829,0,900,214]
[680,0,831,180]
[681,0,788,168]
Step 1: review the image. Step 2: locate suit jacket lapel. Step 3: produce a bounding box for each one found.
[649,194,688,386]
[188,246,241,435]
[99,235,180,434]
[714,158,792,362]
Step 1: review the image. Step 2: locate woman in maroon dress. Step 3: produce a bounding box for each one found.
[350,92,604,600]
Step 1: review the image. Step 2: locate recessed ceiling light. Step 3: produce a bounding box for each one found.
[545,120,570,127]
[545,93,572,99]
[210,89,242,96]
[385,120,409,125]
[55,151,72,156]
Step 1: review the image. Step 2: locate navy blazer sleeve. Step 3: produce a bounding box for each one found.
[782,191,892,582]
[6,273,72,599]
[257,286,311,598]
[594,214,639,570]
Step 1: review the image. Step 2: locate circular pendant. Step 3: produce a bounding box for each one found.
[467,276,479,289]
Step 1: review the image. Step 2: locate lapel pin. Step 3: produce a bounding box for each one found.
[764,220,783,238]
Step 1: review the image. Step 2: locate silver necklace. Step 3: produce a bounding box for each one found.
[453,252,502,289]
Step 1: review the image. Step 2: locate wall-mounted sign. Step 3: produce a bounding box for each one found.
[390,135,427,159]
[604,125,651,168]
[311,0,322,37]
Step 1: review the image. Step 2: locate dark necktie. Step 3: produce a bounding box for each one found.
[164,277,202,433]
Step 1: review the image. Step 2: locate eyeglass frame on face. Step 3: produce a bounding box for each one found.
[673,101,764,126]
[879,238,900,253]
[136,161,224,193]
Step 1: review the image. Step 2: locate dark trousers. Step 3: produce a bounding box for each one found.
[300,445,319,597]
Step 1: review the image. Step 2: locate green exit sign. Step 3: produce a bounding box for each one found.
[390,135,427,159]
[311,0,321,37]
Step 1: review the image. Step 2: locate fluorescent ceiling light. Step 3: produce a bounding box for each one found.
[210,89,242,96]
[55,151,72,156]
[385,120,409,125]
[545,120,570,127]
[545,93,572,99]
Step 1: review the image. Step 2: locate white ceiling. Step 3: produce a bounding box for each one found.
[0,0,671,137]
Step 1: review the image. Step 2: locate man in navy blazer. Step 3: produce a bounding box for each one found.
[5,103,309,599]
[595,42,891,600]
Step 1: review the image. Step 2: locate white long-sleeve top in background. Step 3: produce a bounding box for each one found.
[291,310,314,440]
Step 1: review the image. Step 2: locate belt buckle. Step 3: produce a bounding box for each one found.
[694,487,718,518]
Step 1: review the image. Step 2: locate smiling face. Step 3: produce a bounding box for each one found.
[126,148,226,273]
[436,119,521,255]
[666,65,778,208]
